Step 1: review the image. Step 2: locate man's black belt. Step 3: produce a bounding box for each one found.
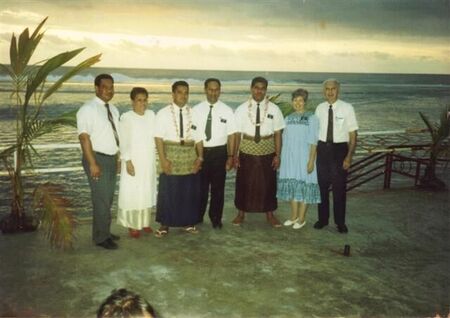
[94,151,117,157]
[204,145,227,151]
[318,141,347,146]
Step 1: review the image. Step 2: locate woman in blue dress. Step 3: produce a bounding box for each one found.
[277,88,321,229]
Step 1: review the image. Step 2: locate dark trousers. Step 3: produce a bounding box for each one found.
[82,153,116,244]
[199,145,227,225]
[317,141,348,226]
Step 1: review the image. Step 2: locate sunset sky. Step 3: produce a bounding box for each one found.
[0,0,449,74]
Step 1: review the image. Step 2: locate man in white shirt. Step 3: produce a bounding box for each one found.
[314,79,358,233]
[154,81,204,237]
[232,77,285,227]
[77,74,121,249]
[193,78,236,229]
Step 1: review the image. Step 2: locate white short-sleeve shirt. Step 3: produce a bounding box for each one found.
[315,99,358,143]
[76,96,120,155]
[234,98,285,136]
[193,100,237,147]
[155,104,203,143]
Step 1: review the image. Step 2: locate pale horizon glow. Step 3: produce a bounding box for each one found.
[0,0,449,74]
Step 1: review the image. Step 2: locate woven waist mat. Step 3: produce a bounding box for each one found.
[239,138,275,156]
[158,141,197,175]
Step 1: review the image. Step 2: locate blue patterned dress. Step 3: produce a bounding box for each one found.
[277,111,321,203]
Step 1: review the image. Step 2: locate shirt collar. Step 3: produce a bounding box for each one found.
[94,96,109,106]
[172,103,188,111]
[251,98,266,105]
[329,99,340,108]
[206,100,218,107]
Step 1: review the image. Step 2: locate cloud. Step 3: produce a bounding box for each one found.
[0,0,448,74]
[0,9,44,22]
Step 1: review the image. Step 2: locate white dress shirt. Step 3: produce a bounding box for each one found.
[193,100,237,147]
[76,96,120,155]
[315,99,358,143]
[154,104,204,143]
[234,98,285,136]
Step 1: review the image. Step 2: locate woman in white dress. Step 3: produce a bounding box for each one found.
[117,87,157,238]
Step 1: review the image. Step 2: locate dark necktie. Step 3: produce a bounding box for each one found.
[205,105,213,141]
[326,105,333,143]
[254,103,261,143]
[179,108,184,145]
[105,103,119,146]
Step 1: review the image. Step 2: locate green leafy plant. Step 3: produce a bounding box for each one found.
[0,17,101,248]
[269,93,292,117]
[33,183,76,249]
[418,107,450,190]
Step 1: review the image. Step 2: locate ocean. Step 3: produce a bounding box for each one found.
[0,68,449,218]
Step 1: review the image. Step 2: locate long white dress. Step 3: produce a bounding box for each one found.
[117,110,157,230]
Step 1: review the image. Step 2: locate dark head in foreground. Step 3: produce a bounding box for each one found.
[97,288,157,318]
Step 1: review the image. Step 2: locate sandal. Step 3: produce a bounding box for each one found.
[128,228,140,238]
[143,227,153,234]
[267,216,282,228]
[184,226,199,234]
[154,229,168,238]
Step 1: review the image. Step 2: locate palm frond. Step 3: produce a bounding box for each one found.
[41,53,102,105]
[268,93,281,103]
[19,114,77,164]
[14,17,47,76]
[33,182,76,250]
[419,111,438,143]
[0,63,15,79]
[53,109,78,128]
[0,145,17,160]
[25,48,85,104]
[9,33,18,74]
[17,28,30,74]
[269,93,293,117]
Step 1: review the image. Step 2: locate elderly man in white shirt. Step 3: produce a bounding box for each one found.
[154,80,204,237]
[232,77,285,227]
[314,78,358,233]
[193,78,236,229]
[77,74,121,250]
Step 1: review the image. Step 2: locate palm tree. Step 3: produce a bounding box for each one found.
[0,17,101,248]
[418,107,450,190]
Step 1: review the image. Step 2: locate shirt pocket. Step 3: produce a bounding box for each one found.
[335,115,345,128]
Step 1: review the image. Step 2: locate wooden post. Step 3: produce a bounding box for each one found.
[383,153,392,189]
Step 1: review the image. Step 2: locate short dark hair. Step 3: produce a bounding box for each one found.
[251,76,268,88]
[204,78,221,88]
[291,88,309,102]
[172,80,189,93]
[130,87,148,100]
[97,288,157,318]
[95,74,114,87]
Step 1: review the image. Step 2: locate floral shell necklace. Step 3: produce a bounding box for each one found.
[170,103,192,145]
[247,97,269,127]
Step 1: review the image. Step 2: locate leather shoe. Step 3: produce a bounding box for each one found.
[110,233,120,241]
[337,224,348,233]
[96,238,118,250]
[212,222,223,229]
[313,221,328,229]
